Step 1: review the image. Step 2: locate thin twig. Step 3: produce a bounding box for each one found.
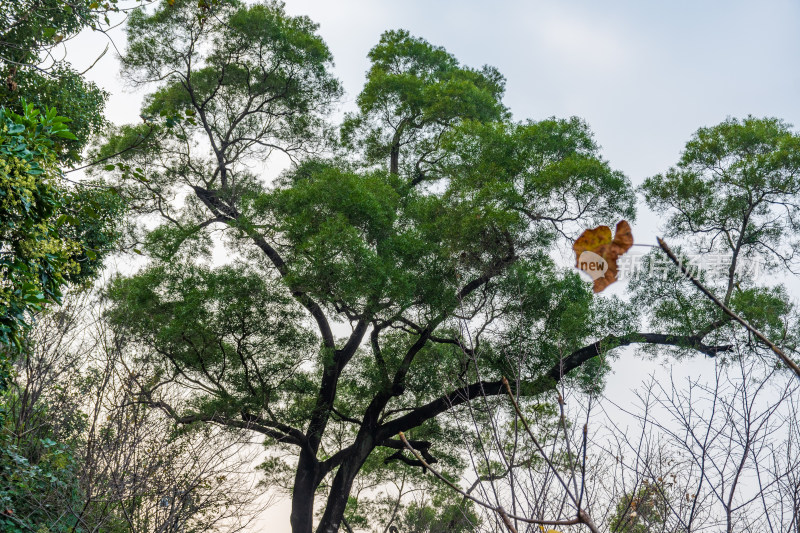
[397,432,581,530]
[65,124,155,174]
[501,377,601,533]
[78,43,109,75]
[657,237,800,379]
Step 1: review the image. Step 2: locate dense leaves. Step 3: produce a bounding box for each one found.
[107,262,317,424]
[0,104,121,355]
[341,30,508,177]
[0,0,111,162]
[642,117,800,274]
[93,1,800,531]
[0,390,84,533]
[635,117,800,360]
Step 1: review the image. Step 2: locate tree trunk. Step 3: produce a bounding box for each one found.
[291,450,321,533]
[390,143,400,175]
[314,436,375,533]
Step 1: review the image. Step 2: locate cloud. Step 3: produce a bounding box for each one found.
[530,6,633,72]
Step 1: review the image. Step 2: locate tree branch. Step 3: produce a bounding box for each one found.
[378,332,732,440]
[143,398,305,447]
[658,237,800,379]
[191,185,336,349]
[380,438,438,466]
[398,432,584,532]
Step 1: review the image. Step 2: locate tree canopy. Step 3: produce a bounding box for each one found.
[0,0,126,362]
[0,104,121,370]
[85,1,800,532]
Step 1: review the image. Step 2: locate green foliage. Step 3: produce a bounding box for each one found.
[0,104,122,377]
[1,105,79,347]
[628,247,720,340]
[0,389,85,533]
[0,0,96,65]
[341,29,508,176]
[440,118,636,231]
[0,0,123,365]
[106,261,317,422]
[396,495,479,533]
[262,113,635,323]
[609,483,673,533]
[122,0,341,151]
[642,116,800,269]
[0,0,110,162]
[637,117,800,361]
[1,66,108,161]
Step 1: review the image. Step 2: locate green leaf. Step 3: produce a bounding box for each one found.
[53,130,78,140]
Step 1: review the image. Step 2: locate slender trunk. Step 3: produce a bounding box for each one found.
[389,117,409,176]
[291,450,321,533]
[390,143,400,175]
[724,207,752,306]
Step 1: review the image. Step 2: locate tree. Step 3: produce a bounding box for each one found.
[99,2,798,532]
[638,116,800,349]
[0,104,121,376]
[1,290,267,533]
[0,0,134,375]
[0,0,142,400]
[598,354,800,532]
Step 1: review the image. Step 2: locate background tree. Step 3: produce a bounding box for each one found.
[1,290,267,532]
[598,353,800,532]
[636,116,800,357]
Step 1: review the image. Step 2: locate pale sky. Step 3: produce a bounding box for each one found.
[65,1,800,530]
[70,0,800,238]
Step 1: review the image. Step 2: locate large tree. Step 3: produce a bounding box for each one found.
[100,1,799,532]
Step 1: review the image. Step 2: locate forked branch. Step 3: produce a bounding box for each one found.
[397,375,602,533]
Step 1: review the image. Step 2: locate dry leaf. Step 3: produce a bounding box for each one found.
[538,526,563,533]
[572,220,633,292]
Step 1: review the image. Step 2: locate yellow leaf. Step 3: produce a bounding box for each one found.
[573,220,633,292]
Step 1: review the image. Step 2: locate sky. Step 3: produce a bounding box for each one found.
[65,1,800,530]
[70,0,800,243]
